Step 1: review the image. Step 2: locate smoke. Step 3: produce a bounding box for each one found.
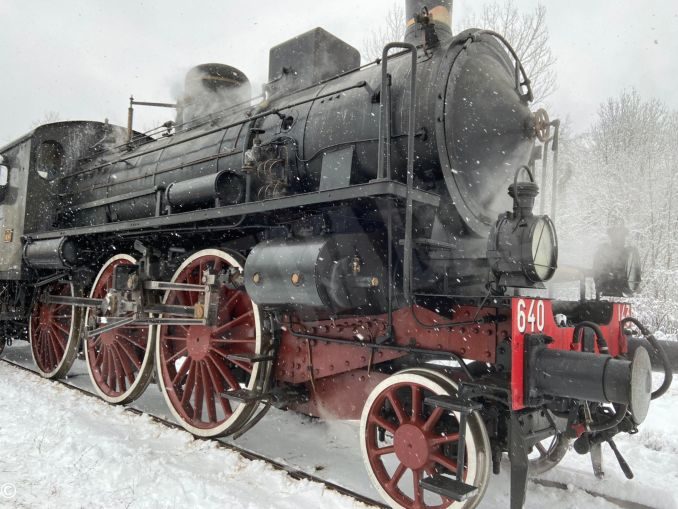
[177,65,253,130]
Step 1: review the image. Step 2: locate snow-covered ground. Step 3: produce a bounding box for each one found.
[1,343,677,509]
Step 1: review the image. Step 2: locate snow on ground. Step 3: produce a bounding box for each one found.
[0,350,677,509]
[0,363,368,509]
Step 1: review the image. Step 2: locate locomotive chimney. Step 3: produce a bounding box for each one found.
[404,0,453,44]
[177,63,251,128]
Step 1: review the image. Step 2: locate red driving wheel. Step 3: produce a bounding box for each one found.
[29,281,82,379]
[84,254,154,404]
[156,249,266,437]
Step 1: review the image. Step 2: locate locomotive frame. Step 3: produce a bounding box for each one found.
[0,2,674,509]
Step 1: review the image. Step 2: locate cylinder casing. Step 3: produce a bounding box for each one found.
[24,238,78,269]
[244,234,386,312]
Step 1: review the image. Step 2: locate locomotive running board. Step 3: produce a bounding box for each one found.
[419,475,478,502]
[26,181,441,241]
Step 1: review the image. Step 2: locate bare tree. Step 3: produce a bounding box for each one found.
[460,1,556,104]
[31,111,62,128]
[363,1,556,103]
[362,2,405,62]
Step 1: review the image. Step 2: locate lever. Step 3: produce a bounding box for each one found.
[606,438,634,479]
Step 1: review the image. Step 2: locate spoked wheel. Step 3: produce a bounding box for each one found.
[84,254,155,404]
[360,371,491,509]
[528,433,570,475]
[29,281,83,379]
[156,249,269,438]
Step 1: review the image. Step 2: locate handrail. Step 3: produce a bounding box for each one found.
[377,42,418,310]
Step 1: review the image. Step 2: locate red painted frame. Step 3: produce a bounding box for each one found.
[509,298,632,409]
[273,299,633,417]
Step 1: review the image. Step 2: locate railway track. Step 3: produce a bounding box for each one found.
[0,355,660,509]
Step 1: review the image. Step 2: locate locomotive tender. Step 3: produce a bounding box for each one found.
[0,1,672,508]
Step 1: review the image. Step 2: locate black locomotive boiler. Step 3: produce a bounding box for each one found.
[0,2,672,508]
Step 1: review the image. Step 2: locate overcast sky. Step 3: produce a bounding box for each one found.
[1,0,677,145]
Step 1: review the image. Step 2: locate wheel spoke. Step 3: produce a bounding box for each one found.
[423,407,444,432]
[412,469,424,508]
[222,291,241,315]
[228,358,254,373]
[116,338,143,370]
[193,362,205,420]
[432,452,458,475]
[47,330,65,359]
[386,391,407,425]
[411,385,423,424]
[386,463,407,490]
[113,343,136,385]
[369,444,395,458]
[110,345,127,393]
[52,320,70,336]
[101,345,110,378]
[180,360,197,407]
[172,357,192,385]
[166,347,188,364]
[201,362,217,424]
[430,433,460,447]
[369,414,397,435]
[212,310,254,337]
[117,332,146,350]
[207,353,241,390]
[205,357,233,417]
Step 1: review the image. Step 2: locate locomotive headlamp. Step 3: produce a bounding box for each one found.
[487,166,558,288]
[593,223,642,296]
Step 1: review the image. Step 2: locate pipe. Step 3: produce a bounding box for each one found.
[127,96,134,143]
[622,317,673,399]
[404,0,453,44]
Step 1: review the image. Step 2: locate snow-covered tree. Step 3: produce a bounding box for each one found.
[559,90,678,334]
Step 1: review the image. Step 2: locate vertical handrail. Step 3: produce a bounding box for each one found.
[550,120,561,222]
[539,138,550,215]
[377,42,418,311]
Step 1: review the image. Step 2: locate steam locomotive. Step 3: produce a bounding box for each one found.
[0,1,672,508]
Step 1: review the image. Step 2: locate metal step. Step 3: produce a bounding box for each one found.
[226,353,275,363]
[221,388,268,403]
[420,475,478,502]
[424,394,482,414]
